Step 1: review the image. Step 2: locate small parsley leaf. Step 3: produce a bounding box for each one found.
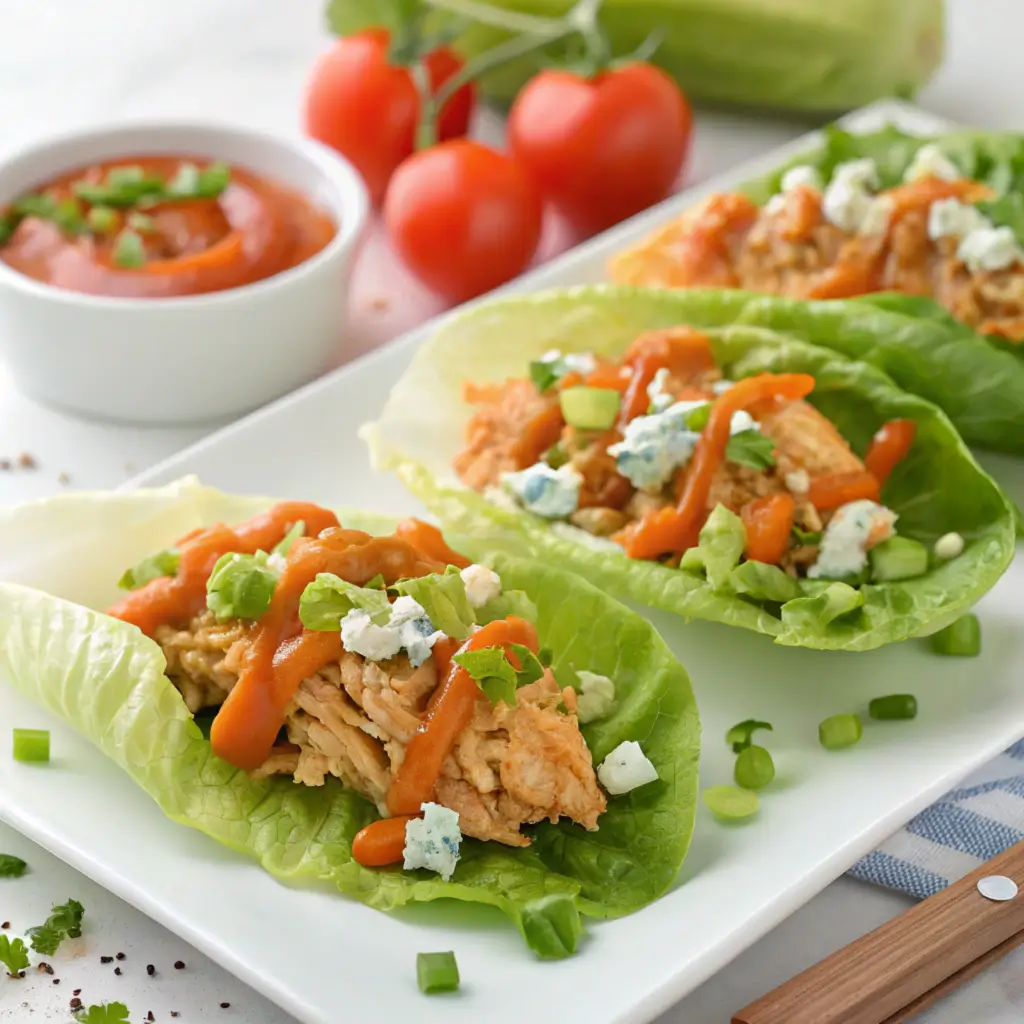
[74,1002,131,1024]
[725,430,777,470]
[0,934,29,975]
[26,898,84,955]
[0,853,28,878]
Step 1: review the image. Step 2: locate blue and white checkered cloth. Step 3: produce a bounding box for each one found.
[850,739,1024,898]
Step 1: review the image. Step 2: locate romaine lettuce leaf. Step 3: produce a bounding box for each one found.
[0,478,699,957]
[364,287,1015,650]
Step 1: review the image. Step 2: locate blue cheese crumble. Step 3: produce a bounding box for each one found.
[597,741,659,795]
[822,158,880,234]
[575,671,616,724]
[502,462,582,518]
[403,802,462,880]
[928,198,990,242]
[460,563,502,607]
[340,595,445,668]
[904,144,960,183]
[780,164,823,192]
[607,401,704,492]
[957,225,1024,274]
[808,499,897,580]
[646,367,675,413]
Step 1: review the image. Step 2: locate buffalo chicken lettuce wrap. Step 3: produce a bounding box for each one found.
[0,479,699,958]
[365,287,1015,650]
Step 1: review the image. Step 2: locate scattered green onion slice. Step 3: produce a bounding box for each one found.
[818,713,863,751]
[869,536,929,582]
[559,386,621,430]
[196,160,231,197]
[105,165,146,188]
[87,206,118,234]
[127,211,156,233]
[0,212,20,246]
[13,728,50,763]
[725,719,773,754]
[734,745,775,790]
[930,614,981,657]
[13,194,57,219]
[167,162,201,196]
[416,951,460,994]
[702,784,759,820]
[112,229,146,269]
[868,694,918,721]
[684,403,711,431]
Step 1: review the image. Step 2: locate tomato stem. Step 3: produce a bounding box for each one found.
[411,0,604,151]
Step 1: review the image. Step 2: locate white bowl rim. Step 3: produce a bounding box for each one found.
[0,119,369,310]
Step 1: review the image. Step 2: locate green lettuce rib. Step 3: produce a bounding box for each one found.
[364,286,1015,651]
[0,478,699,956]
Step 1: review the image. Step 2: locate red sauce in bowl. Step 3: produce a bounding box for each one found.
[0,155,337,299]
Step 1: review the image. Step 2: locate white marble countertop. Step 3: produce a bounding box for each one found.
[0,0,1022,1021]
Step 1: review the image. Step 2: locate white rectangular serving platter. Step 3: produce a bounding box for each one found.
[4,99,1024,1024]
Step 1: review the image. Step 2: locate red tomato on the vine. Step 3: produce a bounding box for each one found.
[384,140,543,304]
[303,29,476,206]
[508,62,692,236]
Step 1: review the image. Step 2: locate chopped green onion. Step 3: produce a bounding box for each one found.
[105,165,145,188]
[52,198,86,235]
[87,206,118,234]
[0,211,20,246]
[702,785,759,820]
[166,162,200,196]
[416,951,460,994]
[127,211,156,233]
[13,193,57,219]
[196,160,231,197]
[734,745,775,790]
[818,713,862,751]
[868,694,918,721]
[930,613,981,657]
[684,404,711,431]
[869,536,929,582]
[13,728,50,763]
[0,853,28,878]
[543,443,569,469]
[112,229,146,269]
[792,525,822,545]
[725,718,773,754]
[559,386,620,430]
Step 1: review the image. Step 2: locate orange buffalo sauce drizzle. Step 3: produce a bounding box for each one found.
[106,509,465,772]
[352,616,540,868]
[615,373,816,560]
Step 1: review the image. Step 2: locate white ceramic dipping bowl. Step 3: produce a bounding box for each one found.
[0,123,369,425]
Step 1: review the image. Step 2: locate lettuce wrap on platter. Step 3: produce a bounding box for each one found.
[610,125,1024,454]
[0,477,699,958]
[364,287,1015,652]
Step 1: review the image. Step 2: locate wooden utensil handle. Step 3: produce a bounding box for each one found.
[732,839,1024,1024]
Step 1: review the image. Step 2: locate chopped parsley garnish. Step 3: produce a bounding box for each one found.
[0,934,29,975]
[74,1002,131,1024]
[26,898,84,955]
[0,854,27,878]
[725,430,777,470]
[454,644,547,706]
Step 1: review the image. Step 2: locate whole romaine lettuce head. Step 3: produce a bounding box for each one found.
[0,477,700,958]
[364,286,1016,651]
[326,0,943,113]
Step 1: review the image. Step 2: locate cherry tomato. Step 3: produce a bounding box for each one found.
[303,30,475,206]
[384,140,543,303]
[508,63,692,236]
